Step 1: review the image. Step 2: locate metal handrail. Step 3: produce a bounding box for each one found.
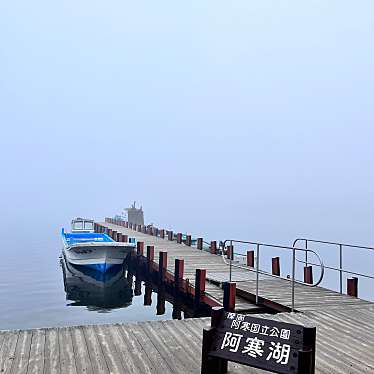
[221,239,325,312]
[293,238,374,294]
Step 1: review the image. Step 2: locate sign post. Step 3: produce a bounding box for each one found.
[201,307,316,374]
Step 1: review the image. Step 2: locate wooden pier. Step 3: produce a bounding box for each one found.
[1,220,374,373]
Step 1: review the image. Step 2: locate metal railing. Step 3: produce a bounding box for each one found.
[293,238,374,294]
[221,239,325,312]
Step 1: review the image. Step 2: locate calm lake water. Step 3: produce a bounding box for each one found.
[0,229,180,331]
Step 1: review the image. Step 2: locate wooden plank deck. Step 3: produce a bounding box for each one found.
[103,222,373,313]
[1,308,374,374]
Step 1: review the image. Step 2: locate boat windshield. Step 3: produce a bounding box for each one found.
[72,219,94,232]
[73,221,84,230]
[84,221,94,230]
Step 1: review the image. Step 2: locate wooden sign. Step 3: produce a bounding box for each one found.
[202,308,316,374]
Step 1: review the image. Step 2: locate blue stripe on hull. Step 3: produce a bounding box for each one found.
[85,263,117,273]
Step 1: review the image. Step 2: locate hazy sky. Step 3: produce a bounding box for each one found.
[1,1,374,252]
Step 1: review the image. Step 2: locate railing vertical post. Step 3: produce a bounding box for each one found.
[272,257,280,276]
[291,247,296,312]
[247,250,254,267]
[197,238,203,250]
[339,244,343,294]
[256,244,260,305]
[229,241,233,282]
[227,245,234,261]
[223,282,236,312]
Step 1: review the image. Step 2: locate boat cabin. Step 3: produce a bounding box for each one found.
[71,218,95,233]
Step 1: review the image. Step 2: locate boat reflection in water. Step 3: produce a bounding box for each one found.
[61,256,133,311]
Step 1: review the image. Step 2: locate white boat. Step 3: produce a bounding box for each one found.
[61,218,135,273]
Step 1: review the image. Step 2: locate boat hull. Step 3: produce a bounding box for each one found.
[63,243,133,272]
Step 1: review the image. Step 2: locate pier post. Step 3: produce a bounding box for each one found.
[112,230,117,240]
[226,245,234,260]
[186,235,192,246]
[146,245,154,273]
[195,269,206,306]
[223,282,236,312]
[172,298,182,320]
[143,226,147,234]
[174,259,184,293]
[134,275,142,296]
[157,285,166,315]
[160,229,165,239]
[177,233,182,244]
[122,234,128,242]
[347,277,358,297]
[159,252,168,283]
[125,221,128,228]
[126,269,134,285]
[304,266,313,284]
[247,250,254,267]
[210,240,217,255]
[129,223,132,229]
[137,242,144,257]
[138,225,142,232]
[168,230,173,241]
[197,238,203,250]
[272,257,280,276]
[144,282,152,306]
[210,241,217,255]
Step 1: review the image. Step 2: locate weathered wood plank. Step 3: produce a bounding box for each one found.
[58,328,76,374]
[70,327,93,374]
[125,323,173,374]
[27,329,45,374]
[82,326,108,374]
[44,328,60,374]
[10,330,32,374]
[0,331,19,374]
[94,324,124,374]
